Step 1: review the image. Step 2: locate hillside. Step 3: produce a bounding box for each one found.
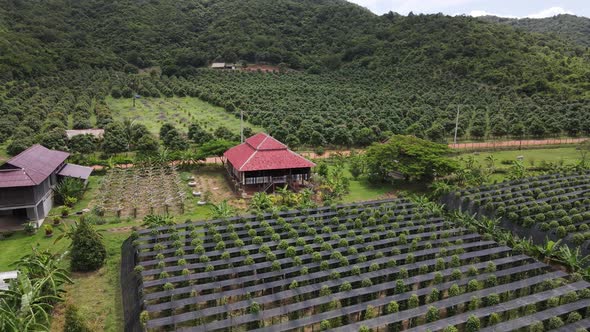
[1,0,590,150]
[479,14,590,48]
[1,0,588,87]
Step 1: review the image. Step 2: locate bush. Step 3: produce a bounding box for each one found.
[24,222,36,235]
[70,219,107,272]
[64,304,90,332]
[556,226,567,238]
[61,206,72,217]
[466,315,480,332]
[55,178,86,204]
[547,316,564,329]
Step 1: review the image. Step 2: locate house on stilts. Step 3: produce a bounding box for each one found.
[223,133,315,193]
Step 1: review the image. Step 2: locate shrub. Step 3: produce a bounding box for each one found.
[24,222,36,235]
[466,315,480,332]
[55,178,86,204]
[556,226,567,238]
[64,304,90,332]
[70,219,107,272]
[61,206,72,217]
[547,316,564,329]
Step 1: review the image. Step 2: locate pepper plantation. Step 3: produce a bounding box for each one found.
[447,170,590,254]
[131,199,590,331]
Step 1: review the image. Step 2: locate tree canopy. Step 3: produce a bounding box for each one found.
[364,135,458,182]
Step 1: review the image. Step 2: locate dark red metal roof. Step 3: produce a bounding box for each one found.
[0,145,69,188]
[58,164,93,180]
[224,133,315,172]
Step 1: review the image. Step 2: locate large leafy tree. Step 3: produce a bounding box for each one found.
[364,135,458,182]
[69,134,97,154]
[102,122,128,154]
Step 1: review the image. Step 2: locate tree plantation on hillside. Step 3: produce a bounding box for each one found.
[2,68,590,155]
[132,199,590,331]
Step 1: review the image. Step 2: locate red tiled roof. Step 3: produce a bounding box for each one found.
[0,145,69,188]
[224,133,315,172]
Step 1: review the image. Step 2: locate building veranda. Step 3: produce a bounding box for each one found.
[223,133,315,194]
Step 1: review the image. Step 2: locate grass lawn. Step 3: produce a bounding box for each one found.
[321,161,428,203]
[106,96,263,135]
[455,147,583,167]
[455,147,584,182]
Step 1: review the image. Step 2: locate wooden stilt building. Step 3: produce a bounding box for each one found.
[223,133,315,193]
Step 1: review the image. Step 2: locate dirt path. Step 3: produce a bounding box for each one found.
[91,137,588,170]
[448,137,588,150]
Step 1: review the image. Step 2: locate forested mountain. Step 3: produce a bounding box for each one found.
[1,0,590,152]
[479,14,590,48]
[2,0,589,88]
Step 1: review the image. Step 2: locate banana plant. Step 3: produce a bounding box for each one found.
[532,238,562,263]
[209,200,236,219]
[557,246,590,273]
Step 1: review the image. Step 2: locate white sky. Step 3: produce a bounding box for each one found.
[347,0,589,18]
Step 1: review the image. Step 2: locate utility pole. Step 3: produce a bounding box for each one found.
[240,109,244,143]
[453,104,460,146]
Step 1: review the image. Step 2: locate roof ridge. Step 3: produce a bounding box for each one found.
[239,150,258,171]
[256,134,270,150]
[287,149,317,166]
[22,168,37,185]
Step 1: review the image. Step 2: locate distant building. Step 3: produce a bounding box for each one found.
[223,133,315,193]
[65,129,105,139]
[211,62,237,70]
[0,145,93,228]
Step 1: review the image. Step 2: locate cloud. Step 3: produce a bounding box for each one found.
[349,0,478,15]
[468,10,517,18]
[527,6,573,18]
[469,6,573,19]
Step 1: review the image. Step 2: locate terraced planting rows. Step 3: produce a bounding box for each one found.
[447,171,590,253]
[132,199,590,331]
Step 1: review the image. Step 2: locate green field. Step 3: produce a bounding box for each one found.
[455,147,584,182]
[456,147,583,168]
[106,96,263,135]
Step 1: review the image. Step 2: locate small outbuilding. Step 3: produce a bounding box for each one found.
[65,129,105,139]
[223,133,315,193]
[211,62,237,70]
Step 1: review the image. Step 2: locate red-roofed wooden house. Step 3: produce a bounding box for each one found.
[0,145,93,229]
[224,133,315,193]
